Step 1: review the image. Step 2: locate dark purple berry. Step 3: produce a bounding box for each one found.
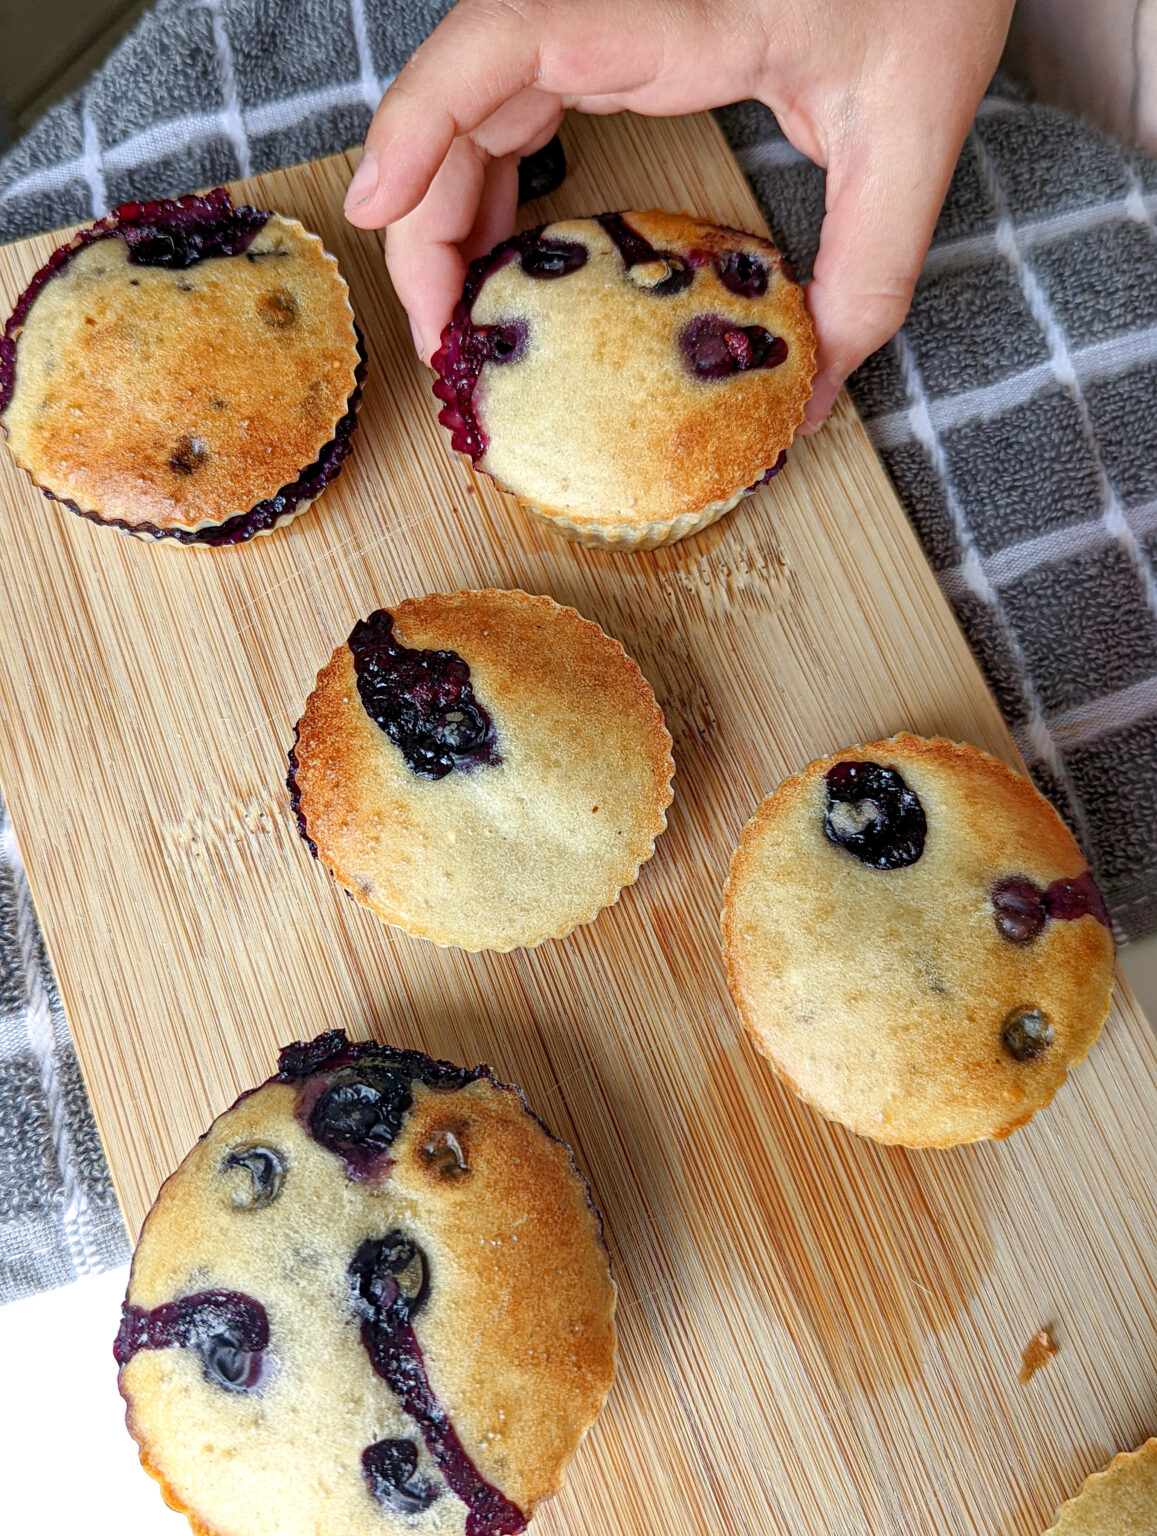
[276,1029,352,1080]
[716,249,769,297]
[222,1145,285,1209]
[1045,870,1111,930]
[823,760,927,869]
[277,1032,480,1091]
[680,315,787,379]
[309,1070,414,1171]
[516,136,567,203]
[115,189,269,268]
[349,609,500,781]
[483,321,527,363]
[350,1232,429,1323]
[519,239,587,278]
[114,1291,268,1394]
[992,870,1112,943]
[202,1327,267,1392]
[1002,1007,1054,1062]
[991,876,1047,944]
[363,1439,440,1514]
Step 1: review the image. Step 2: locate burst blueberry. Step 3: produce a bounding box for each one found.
[363,1438,440,1514]
[222,1145,285,1209]
[114,1290,268,1394]
[680,314,788,379]
[348,608,501,780]
[823,760,927,869]
[1003,1007,1054,1062]
[716,249,769,297]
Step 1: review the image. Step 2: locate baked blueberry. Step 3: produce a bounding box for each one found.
[287,589,674,951]
[431,209,816,550]
[116,1031,616,1536]
[822,760,927,870]
[1,189,363,544]
[515,135,568,204]
[723,734,1115,1146]
[348,607,500,780]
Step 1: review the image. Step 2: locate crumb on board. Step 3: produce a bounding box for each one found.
[1020,1327,1058,1385]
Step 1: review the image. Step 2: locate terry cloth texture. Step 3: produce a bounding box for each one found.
[0,1,1156,1302]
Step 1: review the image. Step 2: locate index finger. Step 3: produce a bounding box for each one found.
[344,0,655,228]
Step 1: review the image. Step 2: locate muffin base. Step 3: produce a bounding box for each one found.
[288,590,675,951]
[515,451,789,552]
[722,734,1116,1147]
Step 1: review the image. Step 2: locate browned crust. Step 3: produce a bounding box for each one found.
[292,589,675,950]
[472,210,815,528]
[3,213,359,529]
[721,734,1116,1147]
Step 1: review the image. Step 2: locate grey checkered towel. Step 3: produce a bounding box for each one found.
[2,0,1157,1303]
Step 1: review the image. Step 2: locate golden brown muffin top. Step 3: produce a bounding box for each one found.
[3,213,358,530]
[291,589,674,951]
[722,735,1116,1146]
[467,211,815,528]
[120,1038,616,1536]
[1045,1439,1157,1534]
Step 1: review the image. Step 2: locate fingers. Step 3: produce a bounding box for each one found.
[345,0,644,229]
[800,102,967,430]
[382,106,561,364]
[383,136,488,364]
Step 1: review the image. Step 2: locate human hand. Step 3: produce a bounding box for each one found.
[344,0,1014,428]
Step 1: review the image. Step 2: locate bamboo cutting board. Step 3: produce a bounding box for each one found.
[1,112,1156,1536]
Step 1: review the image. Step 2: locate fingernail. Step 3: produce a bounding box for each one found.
[799,372,842,434]
[409,315,427,360]
[344,150,379,212]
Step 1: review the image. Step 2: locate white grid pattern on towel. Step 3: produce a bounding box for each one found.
[0,818,103,1280]
[0,77,396,215]
[869,323,1157,448]
[892,325,1088,838]
[975,127,1157,633]
[79,95,107,218]
[201,0,252,180]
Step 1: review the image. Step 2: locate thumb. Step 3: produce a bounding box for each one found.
[801,114,964,428]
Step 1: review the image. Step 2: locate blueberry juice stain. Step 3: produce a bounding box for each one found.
[351,1234,526,1536]
[432,224,586,462]
[114,1290,269,1393]
[349,609,500,780]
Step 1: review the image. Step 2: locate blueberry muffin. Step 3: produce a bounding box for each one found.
[1044,1439,1157,1534]
[722,735,1115,1146]
[1,189,363,544]
[287,589,674,950]
[115,1030,617,1536]
[432,211,815,550]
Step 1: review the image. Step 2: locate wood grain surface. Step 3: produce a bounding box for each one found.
[0,112,1155,1536]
